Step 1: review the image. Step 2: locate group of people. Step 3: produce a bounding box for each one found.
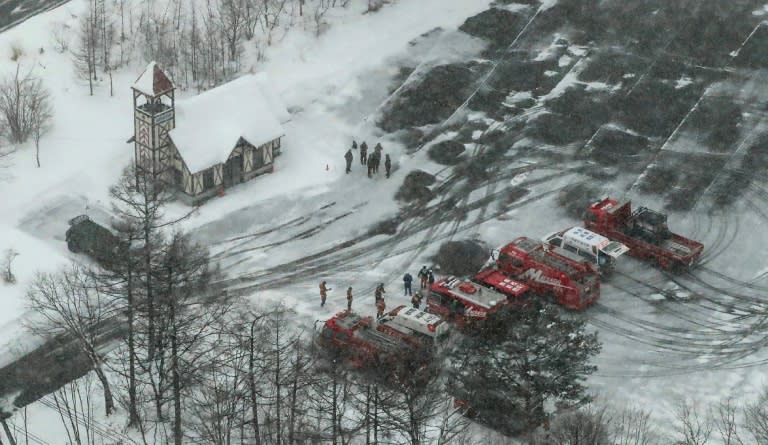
[403,266,435,309]
[318,266,436,318]
[319,281,355,311]
[344,140,392,178]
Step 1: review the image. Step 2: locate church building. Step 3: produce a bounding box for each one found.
[131,62,289,205]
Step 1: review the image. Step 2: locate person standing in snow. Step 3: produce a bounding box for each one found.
[411,293,422,309]
[374,142,383,153]
[367,155,374,178]
[352,140,358,150]
[403,272,413,296]
[347,287,354,311]
[418,266,429,289]
[319,281,331,307]
[428,269,435,287]
[372,151,381,174]
[344,149,353,174]
[384,154,392,178]
[360,141,368,165]
[374,283,386,302]
[376,298,386,319]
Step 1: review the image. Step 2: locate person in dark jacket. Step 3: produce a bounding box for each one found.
[352,140,358,149]
[403,272,413,296]
[360,142,368,165]
[374,142,383,153]
[384,154,392,178]
[372,151,381,174]
[374,283,386,301]
[411,293,422,309]
[367,155,374,178]
[344,149,353,173]
[428,269,435,286]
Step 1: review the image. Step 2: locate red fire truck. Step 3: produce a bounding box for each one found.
[493,236,600,310]
[318,311,420,369]
[426,272,530,330]
[584,198,704,270]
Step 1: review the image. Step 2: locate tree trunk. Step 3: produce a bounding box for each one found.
[249,321,262,445]
[365,386,370,445]
[0,419,16,445]
[288,350,300,445]
[93,363,115,416]
[35,138,40,167]
[274,325,282,445]
[127,261,140,426]
[331,372,337,445]
[373,387,378,445]
[171,299,182,445]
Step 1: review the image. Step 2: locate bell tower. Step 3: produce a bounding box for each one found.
[131,62,176,183]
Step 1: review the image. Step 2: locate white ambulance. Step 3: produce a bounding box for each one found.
[542,226,629,274]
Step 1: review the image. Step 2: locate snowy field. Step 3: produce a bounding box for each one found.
[3,0,768,442]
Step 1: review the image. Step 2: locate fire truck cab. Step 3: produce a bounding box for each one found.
[542,227,628,274]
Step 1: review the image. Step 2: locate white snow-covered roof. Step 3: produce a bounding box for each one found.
[169,74,288,174]
[132,61,174,96]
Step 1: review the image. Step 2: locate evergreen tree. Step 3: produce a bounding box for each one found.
[447,301,601,435]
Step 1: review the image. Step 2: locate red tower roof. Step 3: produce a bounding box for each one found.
[132,61,174,96]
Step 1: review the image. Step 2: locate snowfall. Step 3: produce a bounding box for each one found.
[1,0,768,442]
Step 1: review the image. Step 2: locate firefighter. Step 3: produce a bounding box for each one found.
[372,151,381,174]
[403,272,413,296]
[346,287,353,311]
[418,266,429,289]
[367,155,374,178]
[375,142,383,153]
[344,149,353,174]
[319,281,331,307]
[352,140,358,150]
[428,269,436,286]
[411,293,422,309]
[374,283,386,301]
[376,298,386,319]
[384,154,392,178]
[360,141,368,165]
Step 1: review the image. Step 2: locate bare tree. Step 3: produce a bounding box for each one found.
[744,388,768,444]
[2,248,19,284]
[612,406,658,445]
[672,398,712,445]
[73,11,97,95]
[0,65,53,146]
[51,374,98,445]
[712,398,744,445]
[26,264,116,415]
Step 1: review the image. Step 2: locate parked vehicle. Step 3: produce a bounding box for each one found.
[66,214,126,271]
[426,273,529,330]
[584,198,704,270]
[493,237,600,310]
[377,305,450,347]
[542,226,629,275]
[317,311,424,370]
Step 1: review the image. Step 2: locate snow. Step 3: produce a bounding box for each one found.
[169,74,287,174]
[675,75,694,89]
[3,0,768,442]
[558,54,572,67]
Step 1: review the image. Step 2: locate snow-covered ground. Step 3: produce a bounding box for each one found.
[3,0,768,442]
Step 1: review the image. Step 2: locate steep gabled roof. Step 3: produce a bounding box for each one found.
[169,74,288,174]
[132,61,174,96]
